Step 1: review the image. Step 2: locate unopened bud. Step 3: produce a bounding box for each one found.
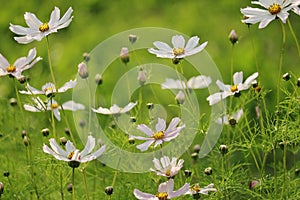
[41,128,50,137]
[297,78,300,87]
[249,180,259,189]
[146,103,154,110]
[17,75,27,84]
[60,137,67,145]
[137,69,147,85]
[128,34,137,44]
[184,170,192,177]
[67,183,73,193]
[204,167,212,175]
[105,186,114,195]
[191,152,198,161]
[78,62,89,79]
[95,74,103,85]
[120,47,130,64]
[130,117,136,123]
[172,58,181,65]
[251,80,258,88]
[21,130,27,138]
[9,98,17,106]
[193,144,201,153]
[128,137,135,144]
[0,182,3,196]
[282,73,291,81]
[79,120,86,128]
[3,171,10,177]
[64,128,71,136]
[219,144,228,155]
[83,52,90,62]
[23,136,29,146]
[229,29,238,45]
[176,91,185,104]
[295,168,300,175]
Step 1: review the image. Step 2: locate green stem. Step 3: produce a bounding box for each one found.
[81,168,90,200]
[86,79,92,133]
[46,36,57,91]
[72,168,76,200]
[287,19,300,57]
[13,79,25,123]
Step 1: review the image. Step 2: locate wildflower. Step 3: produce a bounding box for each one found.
[24,97,85,121]
[148,35,208,61]
[78,62,88,79]
[120,47,130,64]
[130,117,185,152]
[186,183,217,196]
[228,29,238,44]
[133,179,189,200]
[0,48,42,79]
[207,72,258,106]
[216,109,244,126]
[92,102,137,115]
[43,135,106,168]
[150,156,184,178]
[19,79,77,97]
[241,0,300,29]
[161,75,212,90]
[10,7,73,44]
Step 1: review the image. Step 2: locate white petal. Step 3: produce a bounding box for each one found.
[57,7,73,28]
[65,141,76,153]
[49,138,68,156]
[152,158,162,170]
[258,15,276,28]
[24,12,42,28]
[185,36,199,51]
[158,180,170,193]
[91,145,106,158]
[169,183,190,198]
[92,107,112,114]
[49,7,61,26]
[160,156,170,169]
[172,35,185,48]
[121,102,137,113]
[43,144,69,161]
[161,78,186,89]
[156,118,166,132]
[80,135,96,157]
[153,41,173,52]
[110,104,121,114]
[136,140,154,152]
[233,72,243,85]
[187,75,211,89]
[53,109,61,121]
[137,124,154,136]
[0,54,10,70]
[58,79,77,93]
[148,48,174,58]
[184,41,208,57]
[165,117,181,133]
[133,189,155,199]
[61,101,85,111]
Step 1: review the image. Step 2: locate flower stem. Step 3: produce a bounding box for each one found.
[81,168,90,200]
[13,79,25,123]
[287,19,300,57]
[46,36,57,91]
[72,168,76,200]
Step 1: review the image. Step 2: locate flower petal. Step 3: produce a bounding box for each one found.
[136,140,154,152]
[172,35,185,48]
[137,124,154,136]
[80,135,96,157]
[156,118,166,132]
[49,138,68,156]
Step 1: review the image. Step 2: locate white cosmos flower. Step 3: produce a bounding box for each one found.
[133,179,189,200]
[161,75,211,90]
[24,97,85,121]
[207,72,258,106]
[130,117,185,152]
[43,135,106,168]
[150,156,184,178]
[216,109,244,125]
[241,0,300,29]
[10,7,73,44]
[185,183,217,196]
[92,102,137,115]
[148,35,208,59]
[0,48,42,79]
[19,79,77,96]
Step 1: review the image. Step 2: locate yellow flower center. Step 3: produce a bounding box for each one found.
[173,48,185,56]
[6,65,16,73]
[50,103,59,109]
[67,151,74,159]
[156,192,168,200]
[268,4,281,15]
[152,131,165,140]
[39,23,50,32]
[44,87,54,93]
[191,184,201,193]
[165,169,171,176]
[230,85,238,92]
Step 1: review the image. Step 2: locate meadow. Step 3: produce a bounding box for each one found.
[0,0,300,199]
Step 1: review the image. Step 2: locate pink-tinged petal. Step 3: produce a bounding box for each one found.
[154,139,163,147]
[58,79,77,93]
[160,156,170,169]
[43,144,69,161]
[136,140,154,152]
[91,145,106,158]
[161,78,186,89]
[0,54,10,70]
[184,41,208,57]
[24,12,42,28]
[156,118,166,132]
[122,102,137,113]
[158,180,170,193]
[49,7,61,26]
[92,107,112,114]
[110,104,121,114]
[165,117,180,133]
[185,36,199,51]
[49,138,68,156]
[80,135,95,157]
[233,72,243,85]
[152,157,162,170]
[130,135,153,140]
[53,108,61,121]
[148,48,174,58]
[187,75,211,89]
[153,41,173,52]
[61,101,85,111]
[65,141,76,153]
[133,189,155,199]
[168,183,190,198]
[172,35,185,48]
[137,124,154,136]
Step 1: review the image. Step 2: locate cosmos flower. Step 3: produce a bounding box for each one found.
[43,135,106,168]
[0,48,42,79]
[185,183,217,196]
[24,97,84,121]
[161,75,211,90]
[92,102,137,115]
[19,79,77,96]
[150,156,184,178]
[206,72,258,106]
[148,35,208,59]
[216,109,244,126]
[241,0,300,28]
[130,117,185,152]
[133,179,189,200]
[10,7,73,44]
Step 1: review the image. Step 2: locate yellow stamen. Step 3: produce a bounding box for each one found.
[51,103,59,109]
[230,85,238,92]
[152,131,165,140]
[173,48,185,56]
[165,170,171,177]
[155,192,168,200]
[6,65,16,73]
[67,151,74,159]
[44,87,54,93]
[39,23,49,32]
[191,184,201,192]
[268,4,281,15]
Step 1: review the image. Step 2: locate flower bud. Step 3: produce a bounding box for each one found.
[17,75,27,84]
[204,167,212,175]
[295,168,300,175]
[146,103,154,110]
[128,137,135,144]
[95,74,103,85]
[128,34,137,44]
[83,52,90,62]
[184,170,192,177]
[78,62,89,79]
[251,80,258,88]
[21,130,27,138]
[64,128,71,136]
[0,182,3,196]
[67,183,73,193]
[282,72,291,81]
[219,144,228,155]
[120,47,130,64]
[249,180,259,189]
[60,137,67,145]
[297,78,300,87]
[229,29,238,45]
[3,171,10,177]
[79,120,86,128]
[23,136,30,146]
[191,152,198,161]
[130,117,136,123]
[41,128,50,137]
[105,186,114,195]
[137,69,147,85]
[193,144,201,153]
[9,98,17,106]
[228,118,237,126]
[176,91,185,104]
[172,58,181,65]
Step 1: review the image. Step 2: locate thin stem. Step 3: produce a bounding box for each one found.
[13,79,25,123]
[72,168,76,200]
[248,26,259,74]
[46,36,57,90]
[86,79,92,133]
[287,19,300,57]
[81,168,90,200]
